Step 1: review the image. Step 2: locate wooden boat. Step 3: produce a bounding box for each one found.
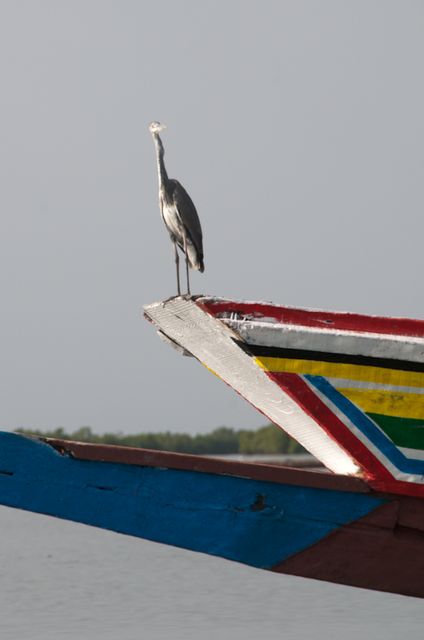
[145,296,424,498]
[1,295,423,598]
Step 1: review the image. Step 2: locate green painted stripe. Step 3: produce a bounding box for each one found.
[367,412,424,450]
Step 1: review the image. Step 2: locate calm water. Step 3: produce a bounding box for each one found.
[0,506,422,640]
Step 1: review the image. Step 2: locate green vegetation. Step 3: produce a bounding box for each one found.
[16,424,306,455]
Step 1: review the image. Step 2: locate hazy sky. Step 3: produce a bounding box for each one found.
[1,1,423,435]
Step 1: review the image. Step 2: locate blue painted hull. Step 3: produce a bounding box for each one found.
[0,432,381,566]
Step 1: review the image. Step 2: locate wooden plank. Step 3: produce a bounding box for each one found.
[43,437,369,493]
[200,298,424,338]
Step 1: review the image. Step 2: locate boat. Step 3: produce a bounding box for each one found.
[145,296,424,496]
[1,295,423,598]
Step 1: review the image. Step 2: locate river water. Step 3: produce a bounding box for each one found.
[0,506,422,639]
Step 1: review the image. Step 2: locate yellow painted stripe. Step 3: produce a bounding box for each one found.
[337,387,424,420]
[255,356,424,389]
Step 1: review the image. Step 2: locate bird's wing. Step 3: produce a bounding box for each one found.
[170,179,203,256]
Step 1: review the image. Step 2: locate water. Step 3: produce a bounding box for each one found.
[0,506,422,640]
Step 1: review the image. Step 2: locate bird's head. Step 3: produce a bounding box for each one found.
[149,121,166,135]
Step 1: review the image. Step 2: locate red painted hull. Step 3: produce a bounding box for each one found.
[274,500,424,598]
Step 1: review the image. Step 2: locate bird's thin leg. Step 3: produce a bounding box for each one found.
[173,240,181,296]
[183,233,190,296]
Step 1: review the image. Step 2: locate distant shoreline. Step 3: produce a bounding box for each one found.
[16,424,307,456]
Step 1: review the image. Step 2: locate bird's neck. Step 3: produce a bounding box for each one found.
[153,134,169,186]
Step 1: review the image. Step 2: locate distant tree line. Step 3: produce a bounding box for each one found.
[16,424,306,455]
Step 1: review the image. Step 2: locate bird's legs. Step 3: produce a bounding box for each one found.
[173,240,181,296]
[183,233,190,296]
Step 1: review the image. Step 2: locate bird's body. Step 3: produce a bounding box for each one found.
[160,178,204,272]
[149,121,204,295]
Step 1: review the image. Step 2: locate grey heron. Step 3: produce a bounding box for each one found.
[149,121,204,296]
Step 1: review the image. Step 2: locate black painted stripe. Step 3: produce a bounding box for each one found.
[236,341,424,373]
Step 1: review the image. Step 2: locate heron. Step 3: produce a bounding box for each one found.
[149,121,204,296]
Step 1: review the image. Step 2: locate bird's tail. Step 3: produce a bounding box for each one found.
[187,244,204,272]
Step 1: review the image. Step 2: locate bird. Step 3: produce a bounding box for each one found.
[149,121,204,296]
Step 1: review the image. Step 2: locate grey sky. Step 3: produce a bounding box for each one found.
[1,1,423,435]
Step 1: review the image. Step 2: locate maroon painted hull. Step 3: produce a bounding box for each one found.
[275,499,424,596]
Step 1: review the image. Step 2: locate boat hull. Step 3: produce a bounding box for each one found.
[0,432,423,598]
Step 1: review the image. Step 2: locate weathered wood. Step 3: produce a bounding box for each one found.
[44,437,368,493]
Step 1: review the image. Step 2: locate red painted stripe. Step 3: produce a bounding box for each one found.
[368,477,424,498]
[199,299,424,338]
[267,372,394,482]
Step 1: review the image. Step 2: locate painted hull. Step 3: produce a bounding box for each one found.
[144,296,424,497]
[0,432,423,598]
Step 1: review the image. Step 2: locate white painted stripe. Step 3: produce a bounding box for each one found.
[223,319,424,362]
[399,446,424,461]
[326,378,424,395]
